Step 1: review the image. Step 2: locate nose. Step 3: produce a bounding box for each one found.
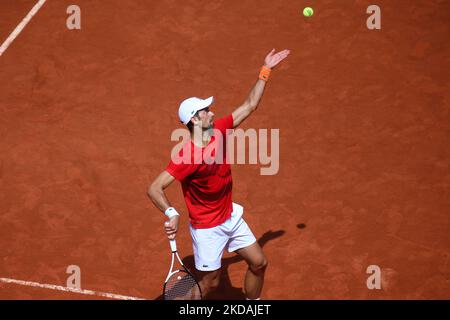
[209,110,214,117]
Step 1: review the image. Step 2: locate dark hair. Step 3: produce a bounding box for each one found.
[185,108,205,132]
[186,120,194,132]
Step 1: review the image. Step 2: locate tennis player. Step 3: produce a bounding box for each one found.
[148,48,290,300]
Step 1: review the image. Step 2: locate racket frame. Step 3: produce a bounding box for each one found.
[162,239,202,300]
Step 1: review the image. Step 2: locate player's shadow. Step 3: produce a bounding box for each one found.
[154,229,285,300]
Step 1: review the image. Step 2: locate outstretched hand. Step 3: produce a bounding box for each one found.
[264,48,290,69]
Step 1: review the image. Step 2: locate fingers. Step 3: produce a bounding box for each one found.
[270,49,290,56]
[164,224,176,233]
[276,49,290,56]
[168,233,176,240]
[265,48,290,67]
[266,48,275,58]
[167,232,176,240]
[277,49,290,58]
[273,50,290,64]
[164,221,177,238]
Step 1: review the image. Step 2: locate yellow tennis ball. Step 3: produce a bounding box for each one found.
[303,7,314,17]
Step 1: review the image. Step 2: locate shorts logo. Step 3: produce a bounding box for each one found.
[203,265,209,268]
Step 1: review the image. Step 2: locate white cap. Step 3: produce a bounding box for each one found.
[178,96,214,125]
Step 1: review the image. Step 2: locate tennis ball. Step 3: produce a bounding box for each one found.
[303,7,314,17]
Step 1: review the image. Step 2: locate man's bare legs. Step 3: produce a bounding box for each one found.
[196,268,222,299]
[235,242,268,299]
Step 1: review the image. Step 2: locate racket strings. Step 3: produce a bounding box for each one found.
[164,271,201,300]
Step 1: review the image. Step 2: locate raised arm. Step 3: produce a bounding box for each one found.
[232,48,290,128]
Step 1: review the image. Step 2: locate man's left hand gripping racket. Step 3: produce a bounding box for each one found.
[163,232,202,300]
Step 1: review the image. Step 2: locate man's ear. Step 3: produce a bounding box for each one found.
[191,116,201,126]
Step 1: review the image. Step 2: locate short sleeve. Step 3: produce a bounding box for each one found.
[165,147,197,181]
[166,161,196,182]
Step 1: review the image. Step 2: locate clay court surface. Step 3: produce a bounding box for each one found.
[0,0,449,299]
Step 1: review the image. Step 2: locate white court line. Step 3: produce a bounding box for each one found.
[0,278,146,300]
[0,0,47,56]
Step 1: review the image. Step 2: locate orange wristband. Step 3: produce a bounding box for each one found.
[259,65,271,81]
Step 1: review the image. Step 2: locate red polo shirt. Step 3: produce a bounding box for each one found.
[166,115,234,229]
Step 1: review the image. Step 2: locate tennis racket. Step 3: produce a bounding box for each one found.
[163,236,202,300]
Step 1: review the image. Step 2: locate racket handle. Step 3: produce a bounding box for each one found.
[169,239,177,252]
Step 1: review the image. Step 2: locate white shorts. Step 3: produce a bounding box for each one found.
[189,203,257,271]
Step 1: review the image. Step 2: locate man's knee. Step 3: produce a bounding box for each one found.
[198,269,221,293]
[207,276,220,291]
[249,256,268,274]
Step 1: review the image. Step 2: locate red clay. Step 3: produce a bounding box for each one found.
[0,0,449,299]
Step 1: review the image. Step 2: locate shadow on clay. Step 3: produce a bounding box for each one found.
[153,229,291,300]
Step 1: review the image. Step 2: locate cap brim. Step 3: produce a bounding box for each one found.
[182,96,215,124]
[197,96,214,111]
[191,96,214,115]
